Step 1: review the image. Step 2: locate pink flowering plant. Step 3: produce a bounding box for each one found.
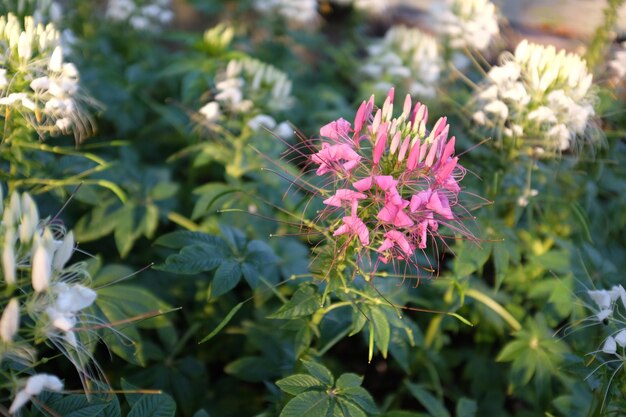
[308,88,472,280]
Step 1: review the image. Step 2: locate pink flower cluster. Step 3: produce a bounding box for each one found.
[311,88,465,265]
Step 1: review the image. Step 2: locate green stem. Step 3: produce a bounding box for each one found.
[585,0,625,71]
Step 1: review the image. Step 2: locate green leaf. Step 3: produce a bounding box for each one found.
[154,231,225,249]
[336,398,367,417]
[211,260,242,297]
[336,373,363,389]
[192,411,210,417]
[456,398,477,417]
[268,285,321,319]
[48,395,109,417]
[127,394,176,417]
[114,203,139,258]
[245,240,279,265]
[121,379,142,407]
[279,391,330,417]
[156,244,226,274]
[225,356,280,382]
[404,383,450,417]
[241,261,261,289]
[340,387,378,415]
[302,360,334,386]
[276,374,324,395]
[199,301,244,344]
[370,307,390,359]
[492,243,510,291]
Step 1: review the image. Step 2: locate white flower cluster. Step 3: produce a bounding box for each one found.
[361,25,442,98]
[472,40,597,152]
[106,0,174,31]
[331,0,388,15]
[0,189,98,413]
[609,41,626,80]
[431,0,499,51]
[587,285,626,363]
[0,13,94,142]
[199,58,294,136]
[253,0,318,25]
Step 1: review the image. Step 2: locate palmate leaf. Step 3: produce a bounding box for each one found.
[155,228,279,297]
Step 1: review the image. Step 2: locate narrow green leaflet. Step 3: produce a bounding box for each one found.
[336,398,368,417]
[370,307,390,359]
[199,301,244,344]
[404,383,450,417]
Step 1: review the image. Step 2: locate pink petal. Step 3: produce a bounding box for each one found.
[410,189,432,212]
[397,136,411,162]
[353,176,373,192]
[374,175,396,191]
[320,118,352,141]
[406,140,421,170]
[440,136,456,164]
[373,124,388,165]
[427,191,453,220]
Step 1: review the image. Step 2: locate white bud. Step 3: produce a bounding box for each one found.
[2,228,16,285]
[32,232,53,292]
[0,298,20,342]
[49,46,63,72]
[19,193,39,244]
[17,32,32,60]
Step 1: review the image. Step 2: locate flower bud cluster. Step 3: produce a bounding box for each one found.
[199,58,294,136]
[472,40,597,153]
[253,0,318,25]
[430,0,499,52]
[331,0,388,15]
[609,41,626,80]
[0,189,99,413]
[0,13,94,141]
[310,88,469,269]
[361,26,442,98]
[106,0,174,31]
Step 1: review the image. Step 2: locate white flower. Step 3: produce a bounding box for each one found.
[609,42,626,79]
[46,283,97,347]
[615,329,626,347]
[431,0,499,51]
[472,39,597,152]
[52,231,74,271]
[199,101,221,122]
[484,100,508,119]
[9,374,63,414]
[275,121,293,138]
[0,298,20,343]
[208,58,294,116]
[362,26,442,98]
[588,289,613,310]
[602,335,617,355]
[253,0,318,25]
[106,0,173,31]
[248,114,276,131]
[0,14,96,142]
